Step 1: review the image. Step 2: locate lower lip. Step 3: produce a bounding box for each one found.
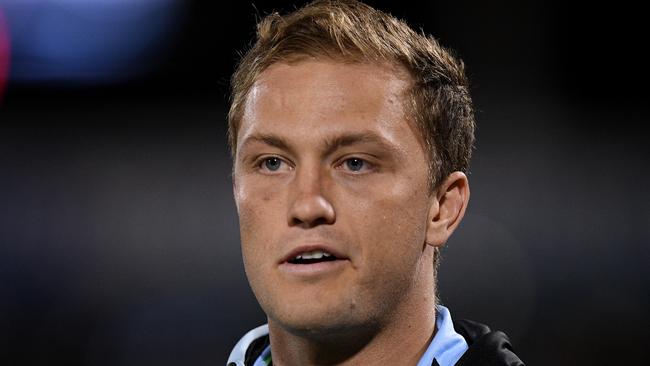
[279,259,349,277]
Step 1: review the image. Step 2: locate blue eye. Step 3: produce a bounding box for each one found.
[263,157,283,171]
[345,158,365,171]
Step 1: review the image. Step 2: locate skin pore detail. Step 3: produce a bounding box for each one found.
[232,59,468,366]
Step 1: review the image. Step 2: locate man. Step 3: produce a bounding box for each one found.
[226,1,524,365]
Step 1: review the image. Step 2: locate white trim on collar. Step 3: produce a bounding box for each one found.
[227,324,269,366]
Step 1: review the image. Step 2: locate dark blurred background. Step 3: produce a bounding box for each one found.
[0,1,647,365]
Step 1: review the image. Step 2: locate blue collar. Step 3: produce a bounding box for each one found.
[416,305,468,366]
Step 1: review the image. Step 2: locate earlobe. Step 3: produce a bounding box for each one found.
[425,172,470,248]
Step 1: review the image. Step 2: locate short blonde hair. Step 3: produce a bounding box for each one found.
[228,0,475,191]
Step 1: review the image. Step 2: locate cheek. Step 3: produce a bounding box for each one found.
[236,193,266,258]
[235,183,292,312]
[235,180,287,262]
[237,195,273,300]
[355,184,429,270]
[236,178,282,226]
[348,192,429,316]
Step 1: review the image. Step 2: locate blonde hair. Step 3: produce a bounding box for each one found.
[228,0,475,191]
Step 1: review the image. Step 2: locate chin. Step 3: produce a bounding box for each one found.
[267,300,379,340]
[276,317,367,340]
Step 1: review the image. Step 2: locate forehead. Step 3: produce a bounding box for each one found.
[238,60,420,151]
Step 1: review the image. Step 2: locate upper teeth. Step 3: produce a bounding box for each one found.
[295,250,332,260]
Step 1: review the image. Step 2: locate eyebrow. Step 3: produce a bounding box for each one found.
[322,132,399,157]
[239,131,401,158]
[238,133,296,158]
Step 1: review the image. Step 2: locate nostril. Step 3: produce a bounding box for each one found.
[288,194,335,227]
[290,216,333,228]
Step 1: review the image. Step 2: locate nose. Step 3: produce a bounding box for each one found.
[288,165,335,228]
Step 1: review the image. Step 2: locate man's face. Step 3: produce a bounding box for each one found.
[233,60,436,335]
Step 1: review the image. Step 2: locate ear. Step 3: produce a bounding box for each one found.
[425,171,470,248]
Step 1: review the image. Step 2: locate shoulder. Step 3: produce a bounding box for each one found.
[453,319,525,366]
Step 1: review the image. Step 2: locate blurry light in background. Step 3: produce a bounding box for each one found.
[0,6,9,101]
[0,0,186,85]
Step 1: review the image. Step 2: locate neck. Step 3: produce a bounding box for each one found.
[267,253,437,366]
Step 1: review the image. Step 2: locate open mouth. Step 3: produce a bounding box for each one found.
[287,250,339,265]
